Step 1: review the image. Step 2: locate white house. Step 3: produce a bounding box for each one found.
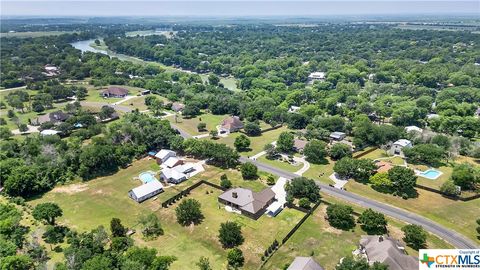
[405,126,423,134]
[160,168,187,184]
[40,129,60,136]
[288,106,301,113]
[155,149,176,163]
[390,139,412,156]
[162,156,183,168]
[128,180,164,203]
[307,72,326,83]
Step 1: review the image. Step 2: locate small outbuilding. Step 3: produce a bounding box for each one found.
[40,129,60,136]
[329,132,346,141]
[405,126,423,134]
[389,139,412,156]
[128,180,164,203]
[155,149,177,163]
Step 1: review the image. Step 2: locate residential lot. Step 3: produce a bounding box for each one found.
[167,112,228,136]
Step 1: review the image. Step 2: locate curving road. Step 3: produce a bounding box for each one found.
[239,156,479,249]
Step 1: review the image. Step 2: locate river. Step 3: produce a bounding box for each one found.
[70,39,238,91]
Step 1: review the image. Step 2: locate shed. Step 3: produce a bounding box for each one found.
[329,132,346,141]
[128,180,164,203]
[155,149,176,163]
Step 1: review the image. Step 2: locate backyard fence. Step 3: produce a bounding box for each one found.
[415,184,480,202]
[161,180,226,208]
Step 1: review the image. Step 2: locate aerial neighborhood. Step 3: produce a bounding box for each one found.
[0,6,479,270]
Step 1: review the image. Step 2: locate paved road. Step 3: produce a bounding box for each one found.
[239,156,479,249]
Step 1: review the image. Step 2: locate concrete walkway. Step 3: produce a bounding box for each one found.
[113,95,137,105]
[329,173,349,189]
[293,156,310,176]
[270,177,288,204]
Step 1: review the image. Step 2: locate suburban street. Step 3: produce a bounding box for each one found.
[240,156,479,249]
[169,122,479,249]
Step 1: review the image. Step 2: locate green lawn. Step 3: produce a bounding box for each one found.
[302,158,336,185]
[257,155,301,173]
[264,194,453,270]
[168,113,228,136]
[29,159,305,269]
[344,181,480,243]
[215,126,290,157]
[83,85,147,103]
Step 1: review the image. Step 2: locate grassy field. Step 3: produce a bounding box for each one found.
[257,155,301,173]
[265,194,453,270]
[344,181,480,243]
[302,159,336,185]
[29,158,305,269]
[216,126,290,157]
[0,31,77,38]
[168,113,228,136]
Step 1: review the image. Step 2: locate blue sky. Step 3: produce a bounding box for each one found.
[2,1,479,16]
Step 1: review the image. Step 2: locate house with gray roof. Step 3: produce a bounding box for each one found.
[31,110,70,126]
[358,236,417,270]
[287,257,324,270]
[218,187,275,219]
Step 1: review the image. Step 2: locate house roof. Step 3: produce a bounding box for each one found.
[393,139,412,147]
[405,126,423,133]
[161,167,187,180]
[219,187,275,214]
[155,149,176,160]
[221,116,244,130]
[173,163,196,174]
[34,110,70,125]
[102,86,129,96]
[163,157,181,168]
[360,236,417,270]
[294,139,308,150]
[330,131,346,139]
[376,161,394,173]
[287,257,324,270]
[172,102,185,112]
[308,72,326,79]
[130,180,163,198]
[40,129,60,136]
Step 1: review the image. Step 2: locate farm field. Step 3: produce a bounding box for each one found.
[265,194,453,270]
[29,158,305,269]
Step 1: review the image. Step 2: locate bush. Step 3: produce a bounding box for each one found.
[240,162,258,180]
[440,180,460,196]
[227,248,244,268]
[298,198,311,209]
[197,122,206,132]
[220,174,232,189]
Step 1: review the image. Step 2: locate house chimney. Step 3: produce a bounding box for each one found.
[379,236,384,242]
[232,192,238,198]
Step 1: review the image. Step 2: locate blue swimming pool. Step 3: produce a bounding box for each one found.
[139,172,157,183]
[419,169,442,180]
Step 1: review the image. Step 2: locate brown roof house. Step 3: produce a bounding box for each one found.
[31,110,70,126]
[171,102,185,112]
[218,187,275,219]
[101,86,129,98]
[287,257,324,270]
[219,116,244,133]
[357,236,417,270]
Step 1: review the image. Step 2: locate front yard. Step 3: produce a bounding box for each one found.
[167,112,228,136]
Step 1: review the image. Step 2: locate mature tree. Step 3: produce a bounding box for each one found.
[285,177,321,203]
[111,237,133,253]
[218,221,244,248]
[110,218,127,237]
[0,238,16,258]
[329,143,352,160]
[403,144,446,166]
[139,214,164,239]
[197,122,206,132]
[240,162,258,180]
[431,134,451,150]
[234,134,251,152]
[244,122,261,136]
[264,143,278,159]
[196,256,212,270]
[209,129,218,139]
[227,248,244,268]
[150,256,177,270]
[81,255,112,270]
[0,255,34,270]
[303,140,327,164]
[298,198,311,209]
[334,157,376,182]
[277,132,294,153]
[42,225,67,250]
[451,163,478,190]
[220,174,232,189]
[176,199,204,226]
[326,204,355,230]
[208,74,220,86]
[124,246,157,269]
[369,172,393,191]
[99,106,116,120]
[388,166,417,198]
[402,224,427,250]
[358,209,387,234]
[335,256,387,270]
[0,127,13,140]
[32,203,63,225]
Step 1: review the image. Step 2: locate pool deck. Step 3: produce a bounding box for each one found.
[415,168,443,180]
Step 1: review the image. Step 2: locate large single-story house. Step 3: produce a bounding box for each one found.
[128,180,164,203]
[287,257,324,270]
[294,139,308,152]
[329,131,346,141]
[101,86,129,98]
[160,167,187,184]
[405,126,423,134]
[155,149,177,163]
[357,236,417,270]
[31,110,70,126]
[219,116,244,133]
[389,139,412,156]
[307,72,326,83]
[218,187,275,219]
[171,102,185,112]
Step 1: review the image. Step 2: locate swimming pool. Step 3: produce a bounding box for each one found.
[418,169,442,180]
[139,172,157,183]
